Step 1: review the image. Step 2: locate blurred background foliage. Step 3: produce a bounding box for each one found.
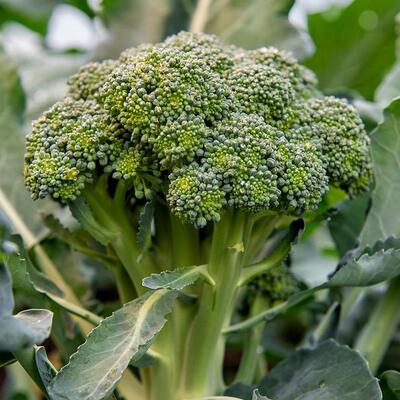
[1,0,400,398]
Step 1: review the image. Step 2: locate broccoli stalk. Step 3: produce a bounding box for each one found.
[23,32,372,399]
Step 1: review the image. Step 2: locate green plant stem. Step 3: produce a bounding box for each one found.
[83,186,156,295]
[170,214,201,369]
[182,209,253,397]
[341,287,363,321]
[355,277,400,374]
[149,214,201,400]
[114,263,137,303]
[234,296,268,385]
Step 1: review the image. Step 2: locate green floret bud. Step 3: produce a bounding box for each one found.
[275,140,328,212]
[229,63,295,122]
[167,165,226,227]
[203,113,281,212]
[100,44,233,133]
[146,114,211,168]
[25,98,124,201]
[162,31,235,73]
[248,265,300,305]
[111,144,143,180]
[249,47,318,99]
[306,97,372,193]
[67,60,117,101]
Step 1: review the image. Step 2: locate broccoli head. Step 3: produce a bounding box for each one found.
[24,31,372,227]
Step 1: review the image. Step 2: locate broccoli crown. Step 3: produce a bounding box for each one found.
[25,32,372,227]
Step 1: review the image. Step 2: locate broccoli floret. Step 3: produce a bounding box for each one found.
[24,31,372,226]
[25,98,126,200]
[248,265,300,305]
[67,60,117,101]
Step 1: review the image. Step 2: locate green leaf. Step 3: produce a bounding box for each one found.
[328,194,370,257]
[305,0,400,99]
[325,248,400,287]
[48,289,177,400]
[0,263,53,351]
[0,310,53,352]
[35,346,57,389]
[257,340,381,400]
[205,0,310,58]
[142,265,214,290]
[69,198,116,246]
[381,370,400,399]
[361,99,400,246]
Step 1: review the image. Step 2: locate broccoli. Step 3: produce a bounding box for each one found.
[23,32,372,398]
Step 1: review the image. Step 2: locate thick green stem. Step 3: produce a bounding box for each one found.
[83,186,155,295]
[234,296,268,385]
[354,277,400,374]
[181,209,251,397]
[149,213,201,400]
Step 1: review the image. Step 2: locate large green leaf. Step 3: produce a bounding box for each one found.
[204,0,309,57]
[305,0,400,99]
[360,99,400,246]
[257,340,381,400]
[0,263,53,351]
[325,247,400,288]
[48,289,177,400]
[0,310,53,352]
[226,340,381,399]
[142,265,214,290]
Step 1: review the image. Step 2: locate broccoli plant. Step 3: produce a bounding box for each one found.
[9,32,375,399]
